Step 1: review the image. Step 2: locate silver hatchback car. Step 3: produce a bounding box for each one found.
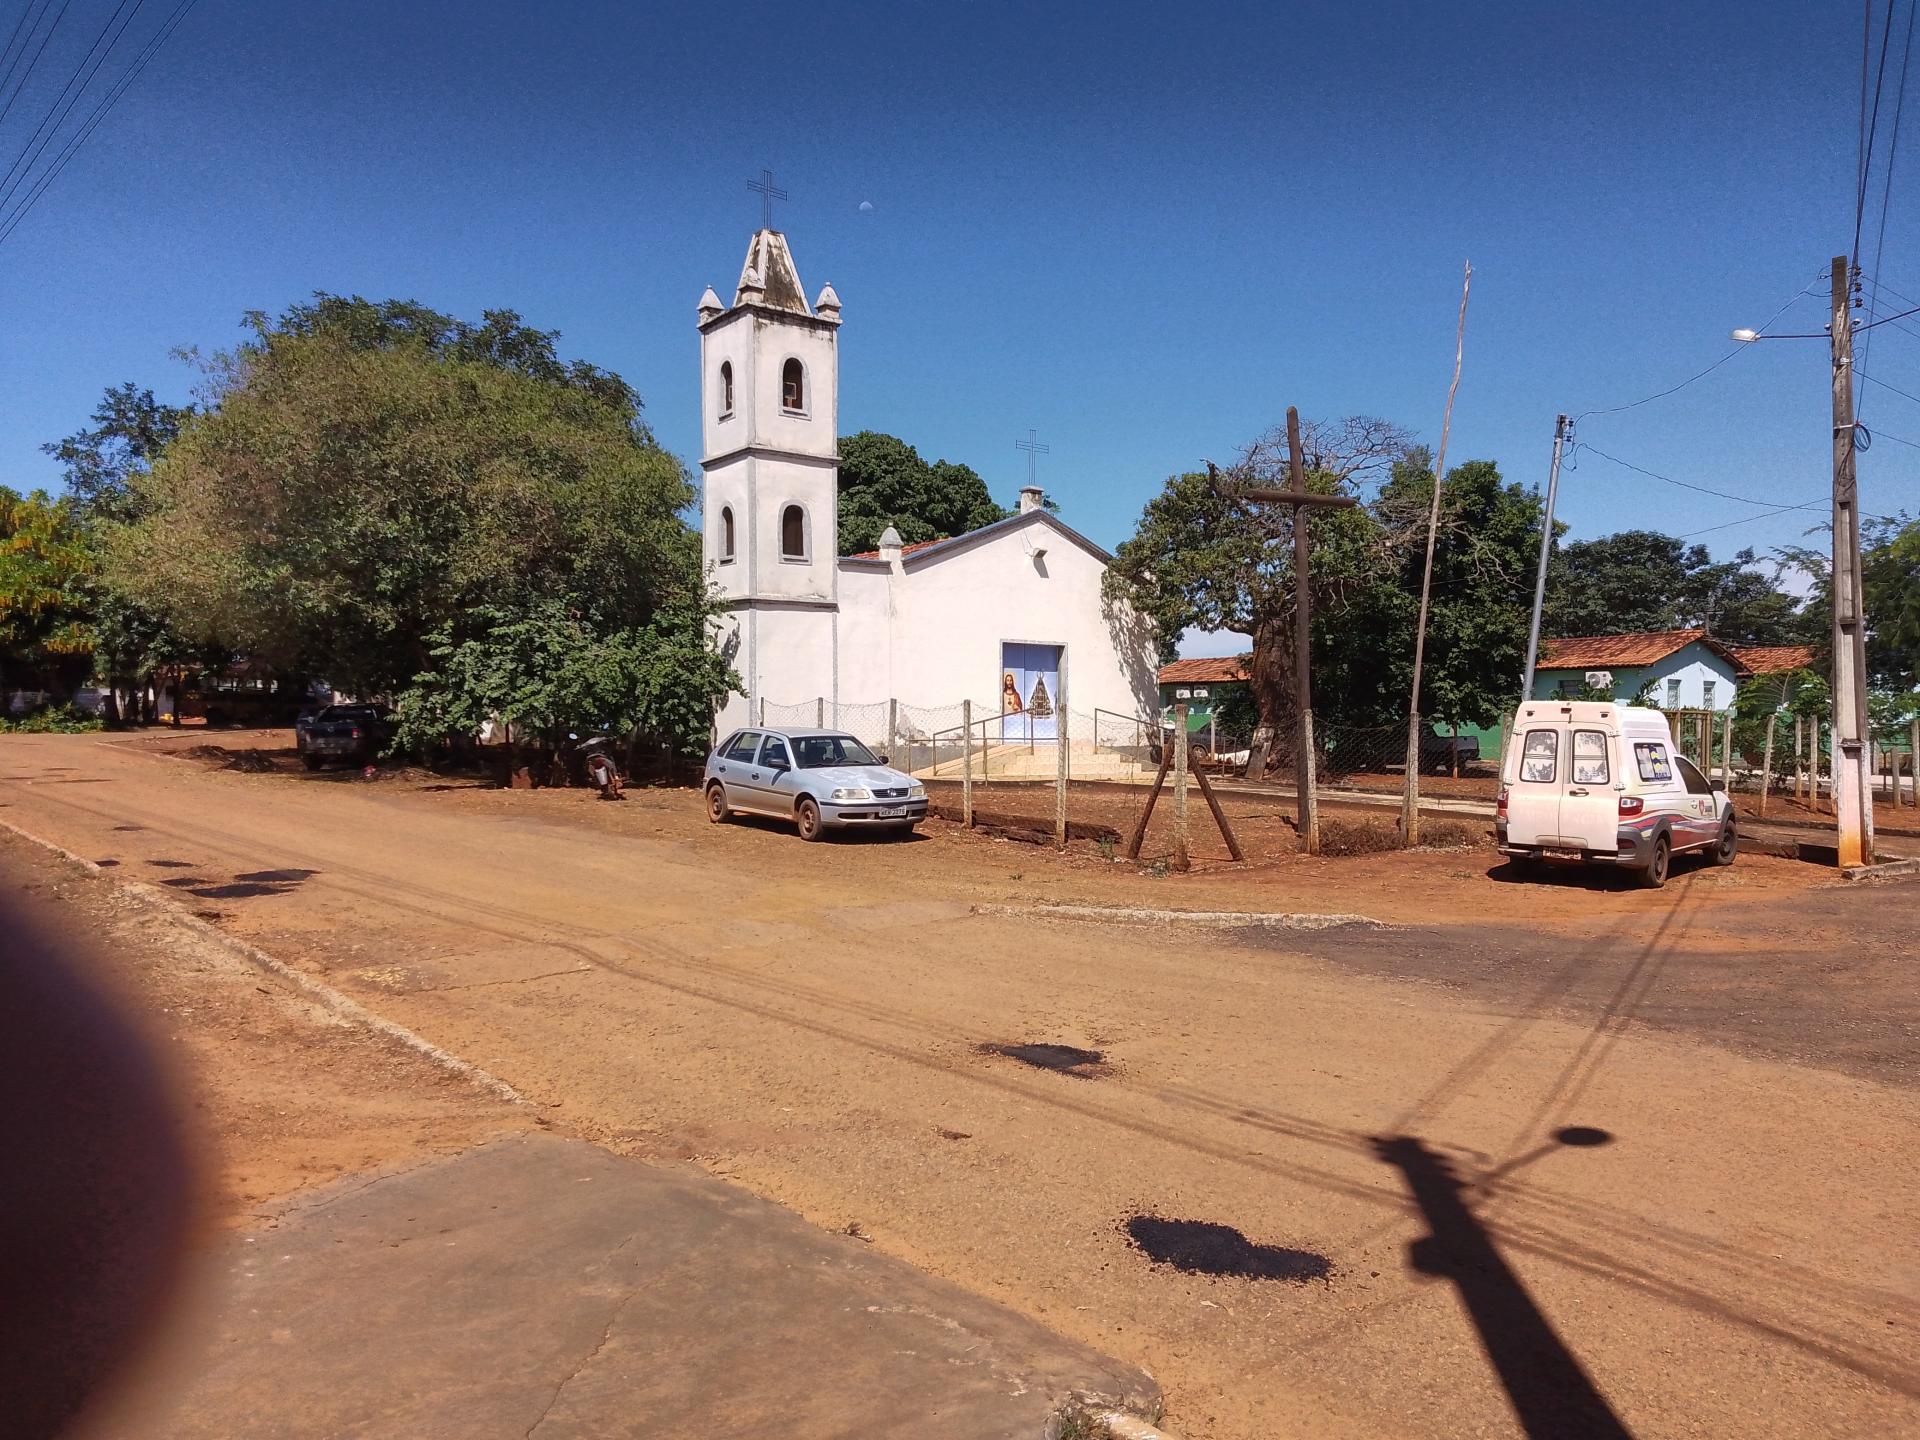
[703,727,930,841]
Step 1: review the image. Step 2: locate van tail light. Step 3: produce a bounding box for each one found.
[1496,787,1509,819]
[1619,795,1644,817]
[350,726,363,739]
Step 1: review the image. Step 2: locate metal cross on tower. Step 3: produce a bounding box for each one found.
[746,167,788,229]
[1015,428,1050,485]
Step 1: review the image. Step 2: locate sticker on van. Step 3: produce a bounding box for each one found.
[1634,742,1672,782]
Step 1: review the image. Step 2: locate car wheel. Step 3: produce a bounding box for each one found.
[1637,834,1670,889]
[706,783,731,824]
[1713,817,1737,866]
[891,822,919,840]
[795,797,824,842]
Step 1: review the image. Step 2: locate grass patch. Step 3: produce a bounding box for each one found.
[0,704,103,734]
[1417,819,1484,850]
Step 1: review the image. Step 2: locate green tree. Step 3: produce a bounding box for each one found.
[835,431,1009,554]
[109,296,706,707]
[0,488,96,696]
[1861,515,1920,689]
[1546,530,1809,644]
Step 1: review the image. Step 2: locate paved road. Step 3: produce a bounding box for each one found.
[4,732,1916,1440]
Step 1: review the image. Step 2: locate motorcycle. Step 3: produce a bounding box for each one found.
[570,733,626,800]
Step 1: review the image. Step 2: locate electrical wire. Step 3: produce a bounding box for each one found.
[1574,273,1825,421]
[0,0,49,89]
[0,0,144,211]
[1860,369,1920,408]
[1857,0,1900,265]
[1858,0,1918,418]
[1679,503,1829,539]
[0,0,195,246]
[0,0,73,129]
[1576,442,1828,513]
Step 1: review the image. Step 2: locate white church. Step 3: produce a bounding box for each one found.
[697,227,1158,739]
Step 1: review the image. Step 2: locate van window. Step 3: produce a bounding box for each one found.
[1519,729,1558,783]
[1572,730,1610,785]
[1634,742,1674,783]
[1675,755,1714,796]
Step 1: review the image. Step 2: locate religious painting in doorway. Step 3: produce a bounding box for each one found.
[1000,642,1063,741]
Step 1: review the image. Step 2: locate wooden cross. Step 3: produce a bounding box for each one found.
[1220,406,1357,854]
[747,167,788,229]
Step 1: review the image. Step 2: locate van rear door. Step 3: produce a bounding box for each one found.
[1507,723,1565,847]
[1560,726,1619,853]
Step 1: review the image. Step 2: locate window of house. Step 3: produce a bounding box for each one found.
[719,506,735,563]
[1665,677,1681,708]
[781,358,805,412]
[1702,679,1717,709]
[781,504,807,560]
[1572,729,1610,785]
[1193,687,1210,698]
[1175,688,1191,699]
[1635,741,1674,783]
[1519,728,1558,783]
[719,361,733,416]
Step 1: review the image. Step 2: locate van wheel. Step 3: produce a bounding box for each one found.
[795,797,825,842]
[1713,817,1737,866]
[1507,854,1537,878]
[706,783,731,824]
[1637,835,1670,889]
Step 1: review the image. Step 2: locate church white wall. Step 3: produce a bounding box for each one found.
[833,518,1158,722]
[751,315,838,460]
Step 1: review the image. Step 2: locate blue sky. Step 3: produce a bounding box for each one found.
[2,0,1913,658]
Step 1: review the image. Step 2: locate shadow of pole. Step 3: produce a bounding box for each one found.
[1374,1135,1633,1440]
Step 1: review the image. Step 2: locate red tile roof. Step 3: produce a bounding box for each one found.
[1728,643,1817,675]
[1537,629,1715,669]
[1158,655,1251,685]
[846,538,945,560]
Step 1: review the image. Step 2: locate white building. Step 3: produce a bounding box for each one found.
[698,228,1157,739]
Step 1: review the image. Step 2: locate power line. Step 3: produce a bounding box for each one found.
[0,0,144,211]
[1856,0,1900,264]
[1859,369,1920,408]
[0,0,74,129]
[1573,273,1824,421]
[1680,502,1829,539]
[1858,0,1917,418]
[0,0,195,246]
[1576,442,1828,513]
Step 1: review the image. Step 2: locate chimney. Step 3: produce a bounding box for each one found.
[1018,486,1044,514]
[877,525,904,566]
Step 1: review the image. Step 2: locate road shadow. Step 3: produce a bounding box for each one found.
[157,868,319,901]
[726,813,929,846]
[1375,1134,1632,1439]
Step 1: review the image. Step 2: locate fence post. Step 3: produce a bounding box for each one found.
[1171,703,1191,872]
[758,697,766,725]
[1759,712,1775,817]
[962,700,974,827]
[1055,684,1069,850]
[816,696,825,727]
[1910,718,1919,808]
[888,699,898,764]
[1719,709,1733,789]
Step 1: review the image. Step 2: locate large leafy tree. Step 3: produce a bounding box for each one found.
[0,488,96,694]
[836,431,1009,554]
[1545,530,1809,644]
[1861,514,1920,689]
[106,295,734,751]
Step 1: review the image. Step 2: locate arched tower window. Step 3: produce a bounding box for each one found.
[781,358,805,413]
[718,361,733,417]
[719,506,735,562]
[781,504,808,560]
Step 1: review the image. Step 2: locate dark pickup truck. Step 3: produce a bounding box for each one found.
[1419,724,1480,773]
[295,704,394,769]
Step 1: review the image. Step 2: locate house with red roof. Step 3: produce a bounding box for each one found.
[1531,629,1816,711]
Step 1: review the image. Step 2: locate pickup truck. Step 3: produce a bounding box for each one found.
[295,704,394,769]
[1419,724,1481,774]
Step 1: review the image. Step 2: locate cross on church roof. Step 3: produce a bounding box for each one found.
[747,167,788,230]
[1015,428,1050,486]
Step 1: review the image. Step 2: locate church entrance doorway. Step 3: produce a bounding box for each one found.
[999,642,1063,742]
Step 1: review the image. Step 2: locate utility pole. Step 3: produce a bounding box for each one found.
[1225,408,1357,855]
[1829,254,1875,867]
[1520,414,1572,701]
[1402,261,1474,846]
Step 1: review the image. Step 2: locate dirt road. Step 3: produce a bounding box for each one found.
[4,730,1916,1439]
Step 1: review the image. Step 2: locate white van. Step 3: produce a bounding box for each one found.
[1496,701,1736,888]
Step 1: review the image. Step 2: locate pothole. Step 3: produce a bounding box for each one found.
[1124,1215,1332,1282]
[977,1042,1106,1077]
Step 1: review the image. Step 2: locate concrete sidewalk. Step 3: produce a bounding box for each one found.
[130,1135,1158,1438]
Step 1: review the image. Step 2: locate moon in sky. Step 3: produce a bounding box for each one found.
[858,200,874,213]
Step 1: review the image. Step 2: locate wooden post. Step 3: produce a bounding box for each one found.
[1759,712,1776,817]
[961,699,974,827]
[1910,718,1919,809]
[1172,703,1191,872]
[816,696,825,727]
[1719,709,1733,791]
[1191,765,1245,862]
[1125,745,1172,860]
[1793,715,1804,801]
[888,698,898,764]
[1054,675,1069,850]
[758,697,766,725]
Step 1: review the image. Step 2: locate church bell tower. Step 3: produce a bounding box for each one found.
[698,228,843,730]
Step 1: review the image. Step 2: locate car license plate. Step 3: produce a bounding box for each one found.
[1543,846,1582,859]
[878,806,908,818]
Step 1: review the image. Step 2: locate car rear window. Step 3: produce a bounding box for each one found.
[1519,728,1558,783]
[1634,742,1673,783]
[1572,730,1610,785]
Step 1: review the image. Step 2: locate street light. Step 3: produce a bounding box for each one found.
[1730,328,1760,342]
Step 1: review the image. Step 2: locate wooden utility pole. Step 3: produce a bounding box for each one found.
[1224,409,1357,855]
[1829,255,1875,865]
[1759,712,1776,817]
[1055,668,1069,850]
[1402,261,1474,846]
[961,699,974,827]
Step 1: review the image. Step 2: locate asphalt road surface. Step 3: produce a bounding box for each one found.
[3,730,1915,1440]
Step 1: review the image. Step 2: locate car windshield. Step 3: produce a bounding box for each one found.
[793,734,880,768]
